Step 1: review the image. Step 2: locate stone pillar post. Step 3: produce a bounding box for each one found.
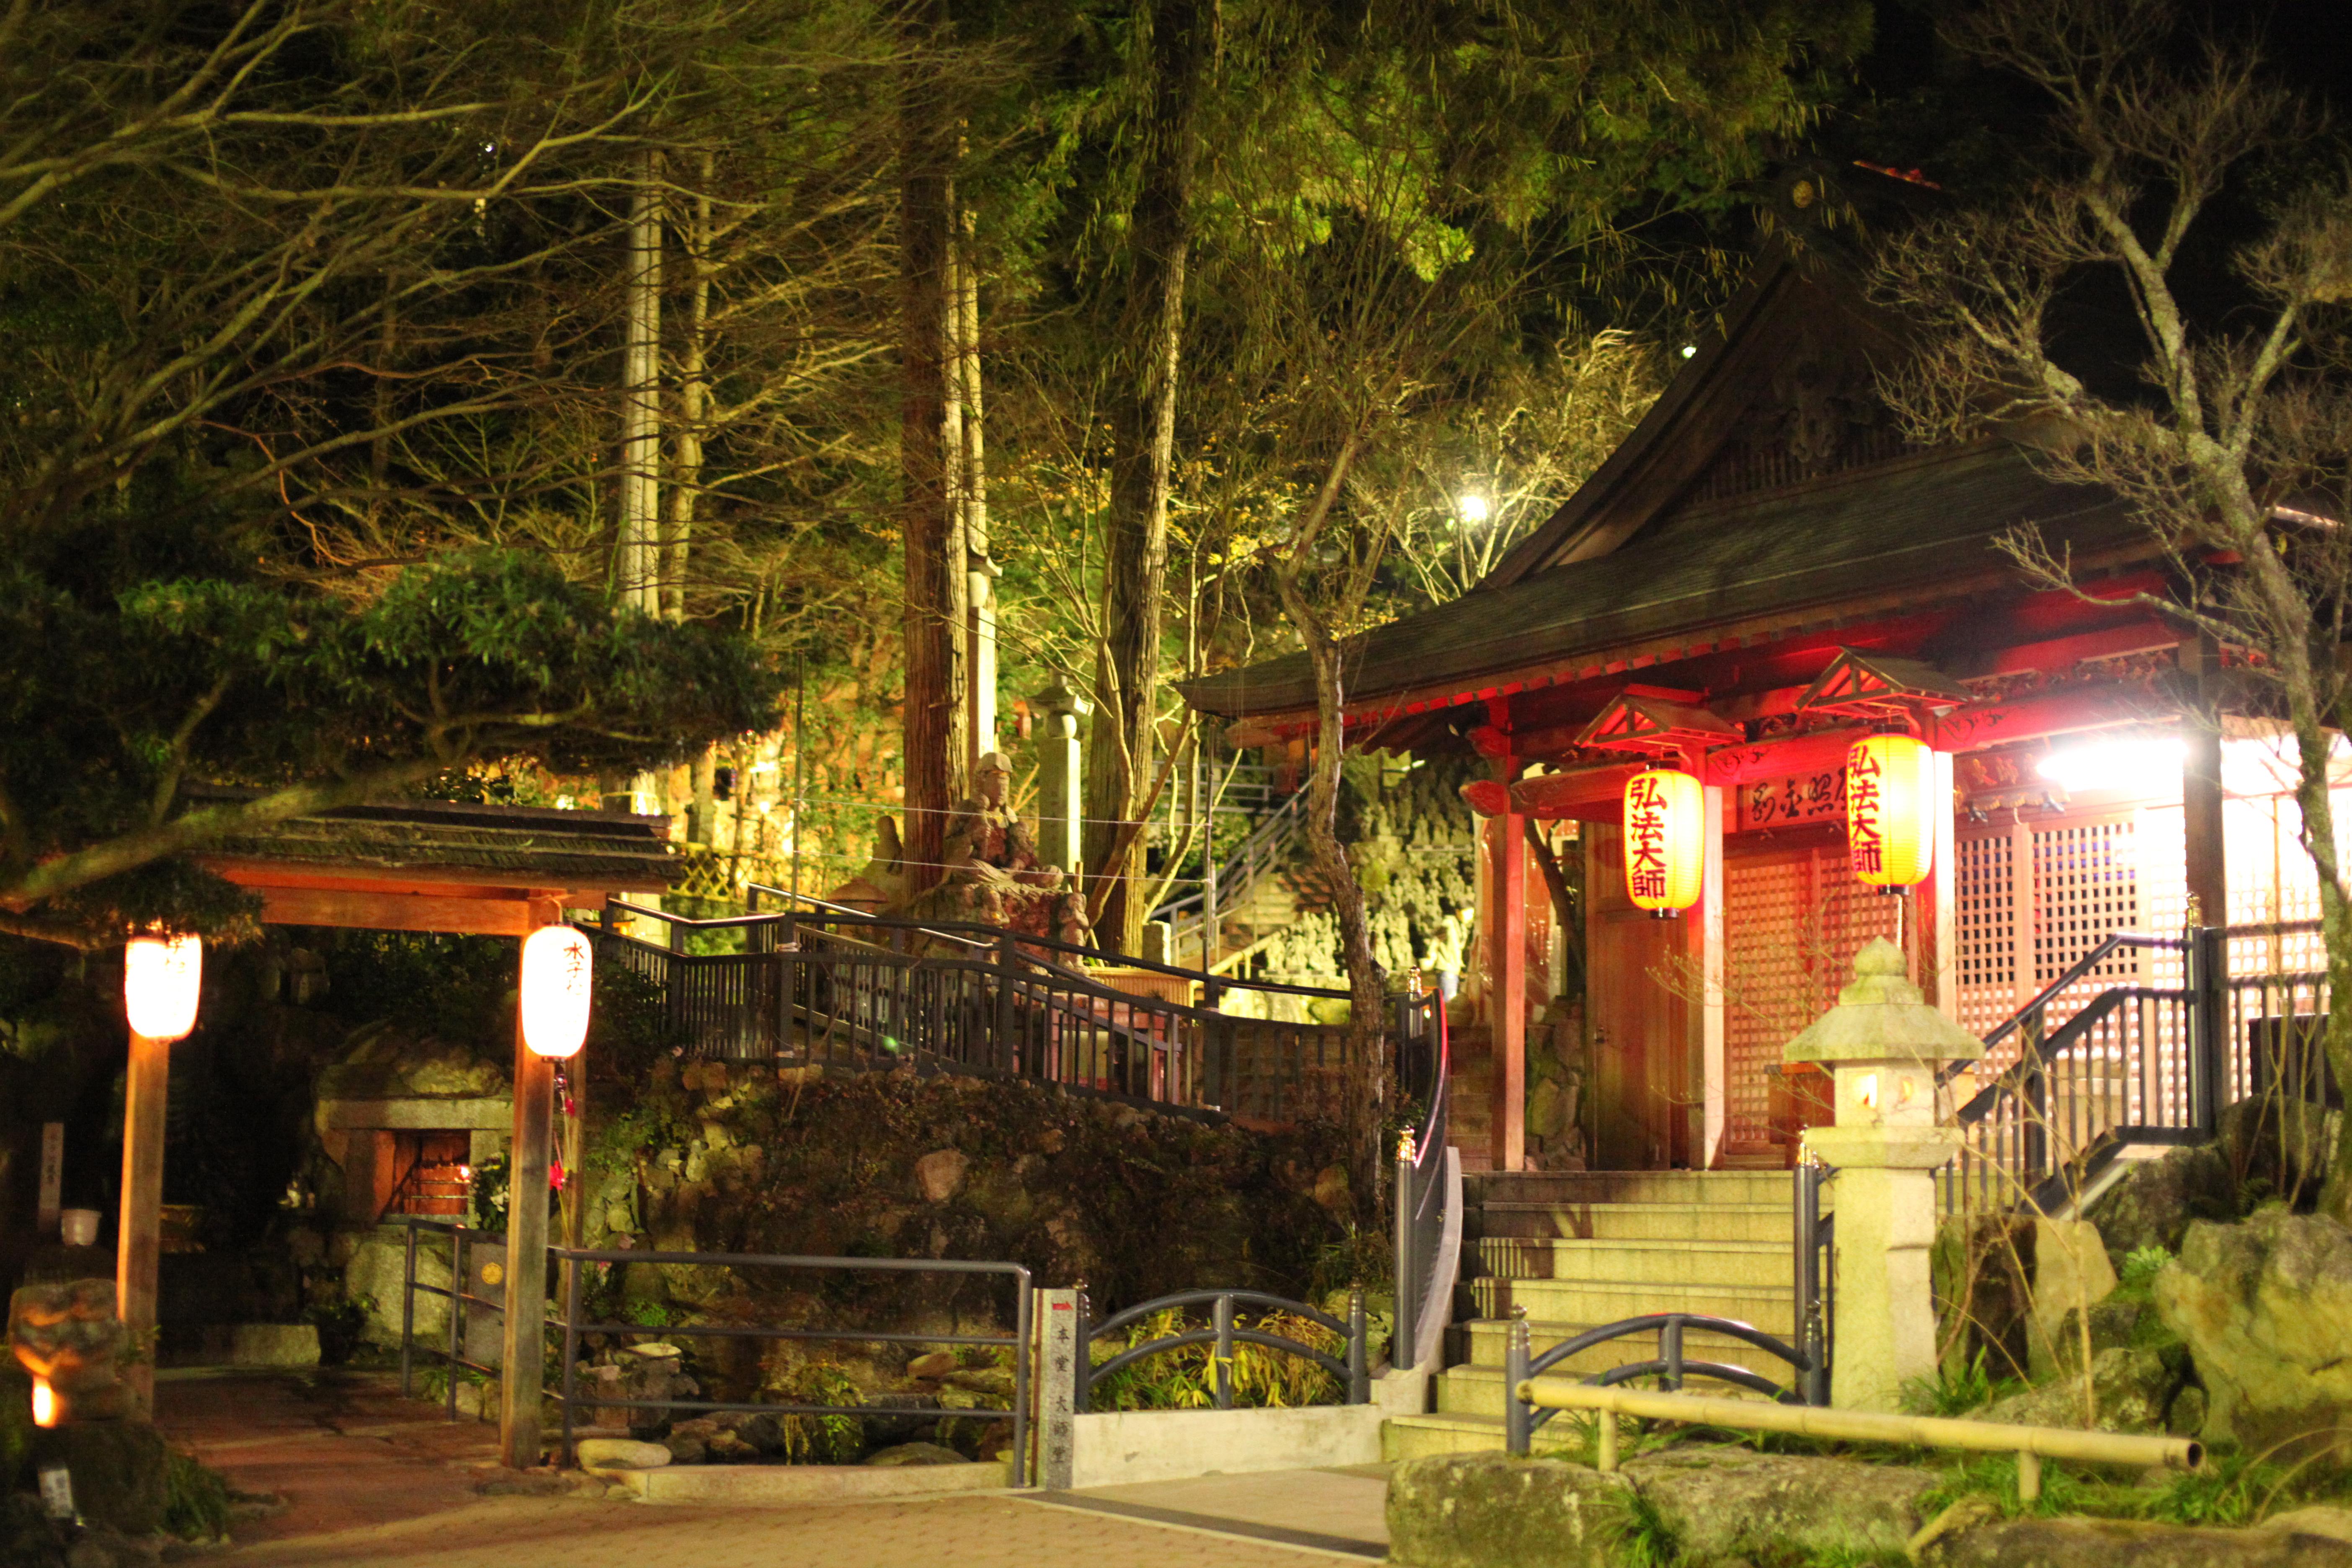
[1783,938,1985,1411]
[1034,682,1089,876]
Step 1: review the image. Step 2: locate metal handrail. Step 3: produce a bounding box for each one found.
[1972,930,2182,1056]
[1154,792,1306,926]
[397,1220,1034,1481]
[1076,1287,1369,1411]
[1393,986,1457,1373]
[1501,1310,1820,1455]
[397,1216,504,1423]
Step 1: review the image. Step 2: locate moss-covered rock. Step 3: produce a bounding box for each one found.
[2156,1207,2352,1454]
[1625,1447,1939,1561]
[1918,1509,2352,1567]
[1975,1346,2185,1434]
[1386,1454,1627,1568]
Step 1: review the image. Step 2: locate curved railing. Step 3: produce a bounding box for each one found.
[1393,986,1458,1372]
[1075,1287,1369,1411]
[1501,1310,1820,1455]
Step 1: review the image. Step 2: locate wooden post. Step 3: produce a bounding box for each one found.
[500,902,562,1469]
[2180,636,2227,928]
[1698,784,1726,1168]
[1490,766,1528,1174]
[116,1032,170,1417]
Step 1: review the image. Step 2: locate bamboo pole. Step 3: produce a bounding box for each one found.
[1519,1377,2201,1490]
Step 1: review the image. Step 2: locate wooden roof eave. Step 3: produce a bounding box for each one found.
[1227,532,2170,751]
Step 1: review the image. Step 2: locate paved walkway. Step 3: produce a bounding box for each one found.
[154,1371,1393,1567]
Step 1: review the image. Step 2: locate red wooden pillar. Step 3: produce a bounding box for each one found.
[1488,701,1527,1173]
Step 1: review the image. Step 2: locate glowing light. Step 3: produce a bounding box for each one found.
[1457,493,1492,524]
[1854,1073,1879,1111]
[2036,737,2187,794]
[124,935,203,1041]
[520,926,593,1059]
[1847,735,1936,888]
[1623,768,1705,915]
[1679,344,1697,359]
[31,1377,57,1429]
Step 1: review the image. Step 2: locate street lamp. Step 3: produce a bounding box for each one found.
[1457,492,1492,524]
[118,932,202,1417]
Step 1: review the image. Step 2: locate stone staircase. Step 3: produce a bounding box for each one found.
[1384,1169,1803,1458]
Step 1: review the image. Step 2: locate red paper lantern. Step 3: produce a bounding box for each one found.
[1623,768,1704,915]
[1847,734,1936,888]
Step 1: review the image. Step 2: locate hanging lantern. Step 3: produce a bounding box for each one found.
[1847,734,1937,889]
[520,926,593,1059]
[123,935,203,1042]
[1623,768,1704,916]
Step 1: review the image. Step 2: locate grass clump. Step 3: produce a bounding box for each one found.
[1900,1349,2024,1418]
[1598,1486,1682,1567]
[164,1449,235,1542]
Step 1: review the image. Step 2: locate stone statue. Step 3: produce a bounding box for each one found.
[931,752,1091,947]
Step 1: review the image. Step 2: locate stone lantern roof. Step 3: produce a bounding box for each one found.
[1783,938,1985,1067]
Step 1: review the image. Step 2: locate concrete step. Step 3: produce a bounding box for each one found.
[1470,1237,1792,1288]
[1465,1170,1793,1207]
[1465,1277,1796,1336]
[1471,1200,1794,1243]
[1383,1411,1586,1462]
[1435,1360,1786,1419]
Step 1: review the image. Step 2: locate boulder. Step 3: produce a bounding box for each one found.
[2028,1219,2118,1374]
[864,1442,967,1467]
[2154,1208,2352,1453]
[1385,1454,1628,1568]
[905,1351,957,1381]
[1975,1346,2183,1435]
[29,1420,168,1536]
[343,1229,449,1346]
[1624,1448,1938,1560]
[2084,1143,2239,1260]
[1918,1511,2352,1567]
[914,1150,970,1204]
[573,1437,672,1474]
[229,1324,320,1368]
[1526,1078,1567,1141]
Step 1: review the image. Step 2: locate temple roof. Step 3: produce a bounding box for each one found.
[1182,440,2146,722]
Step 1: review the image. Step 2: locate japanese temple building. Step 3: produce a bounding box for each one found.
[1183,167,2341,1175]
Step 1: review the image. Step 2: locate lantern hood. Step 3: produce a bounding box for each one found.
[1783,940,1984,1068]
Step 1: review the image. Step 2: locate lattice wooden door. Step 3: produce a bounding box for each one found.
[1722,842,1901,1156]
[1954,812,2144,1075]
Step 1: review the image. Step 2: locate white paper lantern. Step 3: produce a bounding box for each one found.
[520,926,593,1059]
[123,935,203,1041]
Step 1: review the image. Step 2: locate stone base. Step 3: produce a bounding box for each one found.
[29,1419,168,1536]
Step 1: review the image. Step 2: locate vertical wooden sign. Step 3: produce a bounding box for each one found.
[37,1122,63,1235]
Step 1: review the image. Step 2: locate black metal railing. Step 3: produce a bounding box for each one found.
[1075,1288,1369,1411]
[1154,791,1305,945]
[1393,986,1458,1373]
[396,1220,1033,1481]
[555,1248,1030,1484]
[1501,1311,1821,1454]
[593,900,1382,1126]
[397,1217,505,1421]
[1943,922,2332,1216]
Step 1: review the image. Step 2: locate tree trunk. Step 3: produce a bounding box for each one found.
[619,152,663,615]
[1302,637,1387,1204]
[900,44,967,893]
[1083,0,1207,954]
[955,204,998,765]
[664,150,713,624]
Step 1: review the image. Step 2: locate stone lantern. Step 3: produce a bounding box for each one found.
[1783,937,1984,1411]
